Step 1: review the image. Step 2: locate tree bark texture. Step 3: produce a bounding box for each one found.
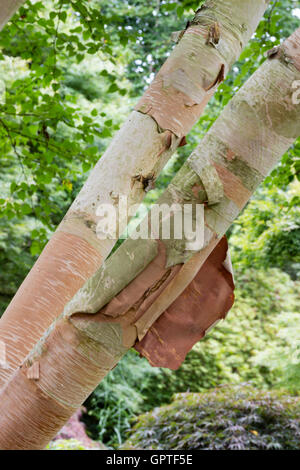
[1,25,299,450]
[0,0,25,31]
[0,0,270,389]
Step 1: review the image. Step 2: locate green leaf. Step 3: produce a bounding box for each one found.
[21,203,32,215]
[10,182,17,194]
[177,6,184,17]
[108,83,119,93]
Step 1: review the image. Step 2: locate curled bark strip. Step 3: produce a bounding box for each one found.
[134,236,220,342]
[136,0,268,136]
[151,129,178,162]
[204,63,226,91]
[91,241,181,322]
[206,22,221,47]
[179,136,187,147]
[187,149,224,206]
[64,239,159,318]
[0,0,25,31]
[266,45,281,59]
[135,237,234,370]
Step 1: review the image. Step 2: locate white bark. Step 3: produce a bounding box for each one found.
[65,28,300,338]
[0,0,270,390]
[0,0,25,31]
[58,0,270,259]
[0,26,299,451]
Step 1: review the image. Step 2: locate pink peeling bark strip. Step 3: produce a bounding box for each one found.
[1,26,300,450]
[135,237,234,369]
[0,239,232,449]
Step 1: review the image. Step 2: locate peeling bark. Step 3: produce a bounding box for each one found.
[0,0,269,389]
[136,0,271,136]
[0,240,231,450]
[135,237,234,369]
[1,27,300,450]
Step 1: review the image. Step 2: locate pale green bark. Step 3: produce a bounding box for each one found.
[0,0,270,391]
[58,0,270,258]
[68,31,300,320]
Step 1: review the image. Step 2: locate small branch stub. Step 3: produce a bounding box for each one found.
[132,174,156,193]
[206,22,221,47]
[266,45,281,59]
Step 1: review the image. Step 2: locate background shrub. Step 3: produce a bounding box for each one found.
[122,385,300,450]
[84,268,300,447]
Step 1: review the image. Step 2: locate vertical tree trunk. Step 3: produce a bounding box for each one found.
[0,0,25,31]
[0,27,299,450]
[0,0,270,389]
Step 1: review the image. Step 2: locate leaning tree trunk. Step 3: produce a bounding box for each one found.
[0,27,299,450]
[0,0,270,389]
[0,0,25,30]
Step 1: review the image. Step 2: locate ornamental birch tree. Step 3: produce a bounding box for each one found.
[0,27,299,450]
[0,0,270,389]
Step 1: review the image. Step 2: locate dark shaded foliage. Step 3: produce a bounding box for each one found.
[85,268,300,447]
[123,385,300,450]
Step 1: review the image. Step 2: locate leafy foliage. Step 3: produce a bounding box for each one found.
[0,0,130,230]
[122,385,300,450]
[0,0,299,451]
[83,350,161,447]
[0,0,134,312]
[0,0,299,313]
[46,439,92,450]
[230,184,300,279]
[254,311,300,394]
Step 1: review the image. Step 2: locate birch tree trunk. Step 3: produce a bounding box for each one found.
[0,0,270,389]
[0,0,25,31]
[0,27,299,450]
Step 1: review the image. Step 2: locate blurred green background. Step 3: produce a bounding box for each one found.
[0,0,299,450]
